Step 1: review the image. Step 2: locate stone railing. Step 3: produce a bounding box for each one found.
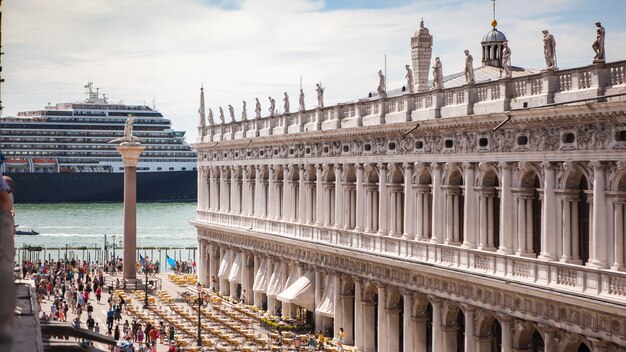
[197,60,626,143]
[196,210,626,304]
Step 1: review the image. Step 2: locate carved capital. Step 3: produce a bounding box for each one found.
[590,160,605,171]
[377,162,387,171]
[462,162,475,170]
[334,163,343,172]
[541,161,554,170]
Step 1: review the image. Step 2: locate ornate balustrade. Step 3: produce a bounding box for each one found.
[197,60,626,144]
[196,209,626,305]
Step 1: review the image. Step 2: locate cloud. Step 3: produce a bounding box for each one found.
[2,0,625,142]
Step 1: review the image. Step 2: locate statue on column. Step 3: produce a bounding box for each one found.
[283,92,290,114]
[316,83,325,108]
[241,101,247,121]
[219,107,225,124]
[268,97,276,116]
[405,64,414,93]
[299,89,305,111]
[255,98,261,119]
[542,30,557,70]
[208,108,214,126]
[464,50,475,84]
[432,57,443,89]
[502,42,512,78]
[377,70,387,98]
[110,114,142,144]
[228,104,235,122]
[592,21,606,63]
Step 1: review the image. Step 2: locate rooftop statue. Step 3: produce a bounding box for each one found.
[219,107,225,124]
[208,108,214,126]
[377,70,387,98]
[592,22,606,63]
[316,83,325,108]
[405,64,414,93]
[543,30,557,70]
[242,101,247,121]
[502,41,512,78]
[299,89,305,111]
[432,57,443,89]
[464,50,475,84]
[283,92,290,114]
[268,97,276,117]
[109,114,142,144]
[228,104,235,122]
[255,98,261,119]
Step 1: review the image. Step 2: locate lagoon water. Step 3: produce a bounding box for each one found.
[13,202,198,263]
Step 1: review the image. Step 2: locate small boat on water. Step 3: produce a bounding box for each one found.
[15,227,39,236]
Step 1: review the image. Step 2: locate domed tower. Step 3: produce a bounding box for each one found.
[411,19,433,93]
[481,1,507,68]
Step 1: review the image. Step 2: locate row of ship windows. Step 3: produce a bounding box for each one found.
[122,166,196,171]
[1,131,178,139]
[2,144,192,151]
[6,151,195,157]
[1,124,169,131]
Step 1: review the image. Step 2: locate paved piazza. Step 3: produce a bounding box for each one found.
[192,17,626,352]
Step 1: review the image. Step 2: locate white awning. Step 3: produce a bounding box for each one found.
[267,262,285,297]
[217,250,232,279]
[252,258,269,293]
[284,265,303,289]
[277,270,315,311]
[228,253,242,283]
[315,274,335,318]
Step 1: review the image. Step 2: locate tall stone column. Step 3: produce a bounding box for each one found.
[431,163,443,243]
[299,165,306,224]
[353,278,364,350]
[540,162,557,260]
[268,165,275,219]
[341,292,354,345]
[116,144,145,281]
[463,163,476,248]
[377,163,388,236]
[462,305,476,352]
[499,314,513,352]
[498,162,514,254]
[403,162,415,239]
[591,161,608,268]
[429,296,442,352]
[335,164,344,229]
[377,285,388,352]
[355,164,365,231]
[613,201,625,270]
[402,292,415,352]
[316,164,323,226]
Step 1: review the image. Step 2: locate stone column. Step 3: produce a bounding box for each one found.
[613,201,625,270]
[415,315,428,352]
[242,253,253,304]
[314,269,324,330]
[377,163,389,236]
[197,167,205,210]
[442,325,458,352]
[516,196,527,255]
[402,292,415,352]
[387,307,400,352]
[540,162,557,260]
[498,162,514,254]
[315,165,323,226]
[591,162,608,268]
[429,296,442,352]
[463,163,477,248]
[355,164,365,231]
[333,274,343,339]
[353,278,364,350]
[377,285,388,352]
[335,164,344,229]
[254,166,262,217]
[230,166,238,214]
[499,315,513,352]
[197,241,206,285]
[403,162,415,239]
[561,197,572,261]
[462,305,476,352]
[267,165,275,219]
[362,301,376,352]
[299,165,306,224]
[539,325,557,352]
[431,163,442,243]
[116,144,145,280]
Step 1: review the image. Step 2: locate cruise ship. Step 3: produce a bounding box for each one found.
[0,83,197,203]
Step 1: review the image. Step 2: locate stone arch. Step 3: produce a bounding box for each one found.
[413,164,433,239]
[414,164,432,185]
[387,164,405,184]
[560,163,591,264]
[304,164,316,181]
[516,163,543,189]
[560,162,591,190]
[479,165,500,187]
[558,334,592,352]
[516,164,542,257]
[365,164,379,183]
[443,163,465,244]
[343,165,357,183]
[512,320,544,350]
[364,165,380,232]
[387,164,405,235]
[610,164,626,191]
[322,164,335,182]
[385,288,403,309]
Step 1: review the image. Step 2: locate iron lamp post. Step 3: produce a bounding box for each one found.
[143,263,149,308]
[197,283,203,347]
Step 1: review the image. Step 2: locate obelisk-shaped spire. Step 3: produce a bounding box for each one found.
[198,85,206,140]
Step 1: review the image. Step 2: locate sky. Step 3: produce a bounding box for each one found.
[2,0,626,142]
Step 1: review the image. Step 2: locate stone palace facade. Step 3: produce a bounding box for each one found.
[193,20,626,352]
